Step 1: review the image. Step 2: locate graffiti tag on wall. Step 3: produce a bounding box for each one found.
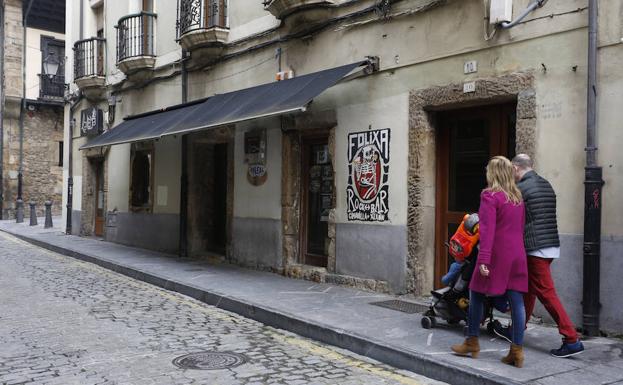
[347,128,390,222]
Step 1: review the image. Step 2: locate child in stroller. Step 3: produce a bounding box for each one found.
[421,213,509,330]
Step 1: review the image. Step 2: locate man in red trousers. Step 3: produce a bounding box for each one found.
[494,154,584,358]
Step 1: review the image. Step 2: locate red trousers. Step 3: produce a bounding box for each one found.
[524,256,579,343]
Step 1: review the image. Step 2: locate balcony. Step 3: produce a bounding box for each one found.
[262,0,337,20]
[39,74,65,102]
[176,0,228,54]
[116,12,157,74]
[73,37,106,97]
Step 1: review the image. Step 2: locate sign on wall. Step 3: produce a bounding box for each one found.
[244,128,267,186]
[80,107,104,137]
[347,128,390,222]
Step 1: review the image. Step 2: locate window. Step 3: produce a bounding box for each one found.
[40,36,65,99]
[58,141,64,167]
[130,143,154,211]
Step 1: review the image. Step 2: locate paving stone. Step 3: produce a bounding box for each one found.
[0,233,445,385]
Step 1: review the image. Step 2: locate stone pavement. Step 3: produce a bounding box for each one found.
[2,219,623,385]
[0,231,444,385]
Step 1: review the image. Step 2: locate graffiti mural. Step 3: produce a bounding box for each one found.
[347,128,390,222]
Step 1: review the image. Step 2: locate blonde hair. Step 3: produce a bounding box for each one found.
[486,156,523,205]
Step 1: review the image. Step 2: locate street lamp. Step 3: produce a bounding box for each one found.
[42,52,61,78]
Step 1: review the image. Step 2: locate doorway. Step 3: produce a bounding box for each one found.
[434,103,516,286]
[187,141,229,256]
[300,135,333,268]
[94,159,105,237]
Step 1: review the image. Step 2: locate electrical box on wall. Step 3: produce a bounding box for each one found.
[490,0,513,24]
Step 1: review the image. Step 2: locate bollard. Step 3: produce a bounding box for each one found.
[16,199,24,223]
[29,201,38,226]
[44,201,53,229]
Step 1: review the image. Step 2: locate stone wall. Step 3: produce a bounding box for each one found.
[3,0,23,99]
[2,105,64,218]
[1,1,64,219]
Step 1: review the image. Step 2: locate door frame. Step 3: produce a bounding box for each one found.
[434,103,515,287]
[81,149,108,238]
[183,128,235,258]
[299,132,331,267]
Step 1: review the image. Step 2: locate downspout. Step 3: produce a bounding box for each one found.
[582,0,603,337]
[179,48,189,257]
[0,0,5,219]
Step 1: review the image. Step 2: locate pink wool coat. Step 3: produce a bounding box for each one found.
[469,190,529,296]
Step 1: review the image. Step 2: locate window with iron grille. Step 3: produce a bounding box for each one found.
[40,36,65,99]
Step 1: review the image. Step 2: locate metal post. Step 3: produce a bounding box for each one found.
[29,200,37,226]
[44,201,53,228]
[66,117,74,234]
[582,0,603,337]
[16,199,24,223]
[179,49,189,258]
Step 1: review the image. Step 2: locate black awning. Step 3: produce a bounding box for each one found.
[80,61,365,150]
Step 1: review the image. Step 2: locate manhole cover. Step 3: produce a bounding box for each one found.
[370,299,427,314]
[173,351,247,370]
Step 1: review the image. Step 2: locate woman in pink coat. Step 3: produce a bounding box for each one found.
[452,156,529,368]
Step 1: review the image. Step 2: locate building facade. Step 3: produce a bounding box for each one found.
[64,0,623,333]
[1,0,65,219]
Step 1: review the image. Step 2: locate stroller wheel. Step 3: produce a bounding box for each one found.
[421,316,436,329]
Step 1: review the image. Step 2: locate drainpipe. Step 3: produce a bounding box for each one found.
[582,0,603,337]
[179,48,189,257]
[0,0,5,219]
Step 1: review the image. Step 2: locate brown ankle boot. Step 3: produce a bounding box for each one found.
[451,336,480,358]
[501,344,524,368]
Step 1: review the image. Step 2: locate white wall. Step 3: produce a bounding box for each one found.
[25,28,65,100]
[233,118,283,219]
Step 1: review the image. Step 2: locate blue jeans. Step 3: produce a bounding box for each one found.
[468,289,525,345]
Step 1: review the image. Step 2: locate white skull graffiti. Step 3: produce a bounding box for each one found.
[354,145,378,200]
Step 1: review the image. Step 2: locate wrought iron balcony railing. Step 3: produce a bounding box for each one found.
[73,37,106,79]
[39,74,65,99]
[116,12,157,63]
[177,0,228,39]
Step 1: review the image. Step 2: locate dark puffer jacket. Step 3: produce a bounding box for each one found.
[517,170,560,252]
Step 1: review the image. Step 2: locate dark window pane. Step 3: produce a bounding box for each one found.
[131,150,151,208]
[448,119,490,213]
[307,144,331,257]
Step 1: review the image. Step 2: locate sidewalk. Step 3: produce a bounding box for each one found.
[1,219,622,385]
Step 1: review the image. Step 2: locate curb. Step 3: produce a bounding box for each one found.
[3,230,522,385]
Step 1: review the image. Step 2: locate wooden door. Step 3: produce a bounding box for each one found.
[94,161,105,237]
[434,104,516,287]
[300,135,333,268]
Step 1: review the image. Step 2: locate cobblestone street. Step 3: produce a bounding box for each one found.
[0,233,445,385]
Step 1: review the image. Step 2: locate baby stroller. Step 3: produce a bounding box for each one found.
[421,213,497,333]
